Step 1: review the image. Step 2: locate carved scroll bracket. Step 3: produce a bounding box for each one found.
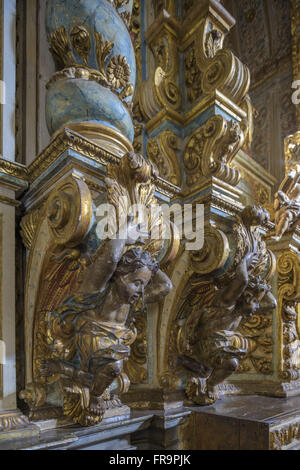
[184,115,244,187]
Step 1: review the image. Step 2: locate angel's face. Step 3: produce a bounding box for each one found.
[241,290,260,316]
[115,267,152,304]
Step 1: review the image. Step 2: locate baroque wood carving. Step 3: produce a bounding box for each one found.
[166,206,276,405]
[20,153,175,426]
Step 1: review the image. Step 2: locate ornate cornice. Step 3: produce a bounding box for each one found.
[28,128,120,183]
[0,158,28,182]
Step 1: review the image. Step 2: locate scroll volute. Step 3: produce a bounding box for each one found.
[46,175,93,247]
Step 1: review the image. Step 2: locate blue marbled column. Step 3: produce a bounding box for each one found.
[45,0,136,143]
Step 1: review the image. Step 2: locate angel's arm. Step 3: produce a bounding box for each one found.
[213,253,256,308]
[79,238,126,294]
[144,269,173,304]
[80,221,148,294]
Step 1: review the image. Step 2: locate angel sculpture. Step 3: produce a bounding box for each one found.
[272,165,300,241]
[178,206,277,405]
[20,152,175,426]
[39,218,172,425]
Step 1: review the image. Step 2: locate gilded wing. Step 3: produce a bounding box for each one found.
[33,247,89,382]
[176,276,216,355]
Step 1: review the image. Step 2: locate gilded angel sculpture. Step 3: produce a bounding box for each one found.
[178,206,277,405]
[20,152,175,426]
[40,219,172,424]
[272,165,300,241]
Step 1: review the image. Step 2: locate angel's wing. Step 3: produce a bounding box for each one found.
[33,247,89,382]
[176,276,216,355]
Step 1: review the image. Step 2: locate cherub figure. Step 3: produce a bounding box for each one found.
[40,219,172,424]
[272,165,300,241]
[179,206,276,405]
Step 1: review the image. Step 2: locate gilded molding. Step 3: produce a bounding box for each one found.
[271,419,300,450]
[0,410,30,432]
[162,206,276,405]
[21,153,177,426]
[0,158,28,182]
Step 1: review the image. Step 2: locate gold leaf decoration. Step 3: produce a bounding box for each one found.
[70,25,91,66]
[107,55,131,90]
[94,31,114,80]
[49,26,75,68]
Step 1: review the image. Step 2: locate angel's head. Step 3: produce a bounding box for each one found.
[237,276,270,317]
[112,248,159,304]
